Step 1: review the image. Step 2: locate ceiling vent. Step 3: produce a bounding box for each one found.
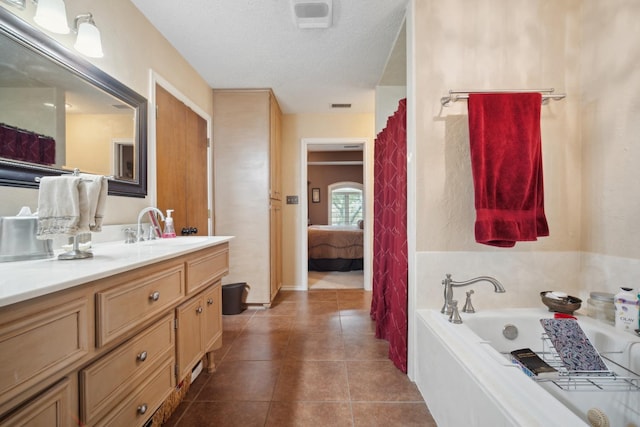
[292,0,332,29]
[331,103,351,109]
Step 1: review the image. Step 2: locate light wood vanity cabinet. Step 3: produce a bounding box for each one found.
[93,358,175,427]
[0,291,90,418]
[202,284,222,355]
[95,262,185,347]
[0,242,229,427]
[80,314,175,425]
[176,281,223,380]
[186,244,229,294]
[1,378,73,427]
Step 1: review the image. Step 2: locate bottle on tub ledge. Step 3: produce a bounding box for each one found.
[162,209,176,238]
[613,287,639,333]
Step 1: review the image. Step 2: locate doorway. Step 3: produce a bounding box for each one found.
[299,138,373,291]
[112,139,134,180]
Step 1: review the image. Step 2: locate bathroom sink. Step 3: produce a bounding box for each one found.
[140,236,210,246]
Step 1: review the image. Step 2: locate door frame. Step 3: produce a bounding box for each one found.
[148,70,213,235]
[299,137,373,291]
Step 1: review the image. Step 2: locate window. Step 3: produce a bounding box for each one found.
[329,182,363,226]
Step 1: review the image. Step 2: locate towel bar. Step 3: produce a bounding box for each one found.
[34,168,113,183]
[441,88,566,107]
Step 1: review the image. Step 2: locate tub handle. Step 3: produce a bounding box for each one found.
[448,300,463,324]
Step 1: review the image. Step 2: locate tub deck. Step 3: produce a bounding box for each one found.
[415,308,640,427]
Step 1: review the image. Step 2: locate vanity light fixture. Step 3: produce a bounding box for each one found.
[33,0,69,34]
[73,13,103,58]
[1,0,103,57]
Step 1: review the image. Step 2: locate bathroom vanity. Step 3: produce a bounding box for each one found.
[0,236,231,426]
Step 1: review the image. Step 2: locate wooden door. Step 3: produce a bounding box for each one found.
[269,200,282,300]
[269,93,282,201]
[156,84,208,235]
[184,107,209,235]
[156,85,187,231]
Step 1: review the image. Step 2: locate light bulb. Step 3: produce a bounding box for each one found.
[33,0,70,34]
[74,21,104,58]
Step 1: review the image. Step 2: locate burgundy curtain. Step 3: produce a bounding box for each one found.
[370,98,408,373]
[0,123,55,165]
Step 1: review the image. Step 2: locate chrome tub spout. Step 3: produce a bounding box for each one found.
[441,273,505,315]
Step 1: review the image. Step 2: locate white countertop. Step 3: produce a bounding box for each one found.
[0,236,234,308]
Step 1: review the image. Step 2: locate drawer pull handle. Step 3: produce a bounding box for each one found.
[137,351,148,362]
[196,306,203,314]
[137,403,148,415]
[207,298,214,305]
[149,291,160,301]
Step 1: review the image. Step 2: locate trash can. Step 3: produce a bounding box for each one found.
[222,282,247,315]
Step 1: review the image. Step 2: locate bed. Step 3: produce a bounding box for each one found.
[307,225,363,271]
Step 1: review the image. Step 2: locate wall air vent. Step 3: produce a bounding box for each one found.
[292,0,332,29]
[331,103,352,109]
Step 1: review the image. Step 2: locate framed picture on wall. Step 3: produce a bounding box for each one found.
[312,188,320,203]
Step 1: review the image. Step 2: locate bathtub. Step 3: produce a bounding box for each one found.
[415,308,640,427]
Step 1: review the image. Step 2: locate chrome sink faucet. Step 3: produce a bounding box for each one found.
[441,273,505,315]
[136,207,165,242]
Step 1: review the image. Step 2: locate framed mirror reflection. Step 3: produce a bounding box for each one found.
[0,7,147,197]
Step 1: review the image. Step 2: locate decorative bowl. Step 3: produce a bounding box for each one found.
[540,291,582,315]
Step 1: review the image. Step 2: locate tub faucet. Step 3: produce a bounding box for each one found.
[136,207,165,242]
[441,273,505,315]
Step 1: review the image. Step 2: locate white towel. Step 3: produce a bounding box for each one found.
[36,175,82,239]
[79,174,108,232]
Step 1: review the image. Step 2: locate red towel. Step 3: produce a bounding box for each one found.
[468,93,549,247]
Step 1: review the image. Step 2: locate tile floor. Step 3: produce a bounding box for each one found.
[163,289,437,426]
[308,270,364,290]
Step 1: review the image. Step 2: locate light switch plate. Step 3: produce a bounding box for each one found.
[286,196,299,204]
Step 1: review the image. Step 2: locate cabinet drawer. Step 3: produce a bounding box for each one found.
[1,378,72,427]
[186,244,228,294]
[0,298,89,405]
[95,357,174,427]
[80,314,175,424]
[96,264,184,347]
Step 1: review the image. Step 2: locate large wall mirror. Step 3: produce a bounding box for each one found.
[0,7,147,197]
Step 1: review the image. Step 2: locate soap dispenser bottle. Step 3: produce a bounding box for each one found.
[162,209,176,238]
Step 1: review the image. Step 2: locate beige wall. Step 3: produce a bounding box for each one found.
[414,0,581,253]
[66,114,134,175]
[580,1,640,259]
[412,0,640,313]
[411,0,583,312]
[0,0,212,223]
[308,164,363,225]
[281,113,374,287]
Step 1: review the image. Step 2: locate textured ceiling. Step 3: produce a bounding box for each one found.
[130,0,408,114]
